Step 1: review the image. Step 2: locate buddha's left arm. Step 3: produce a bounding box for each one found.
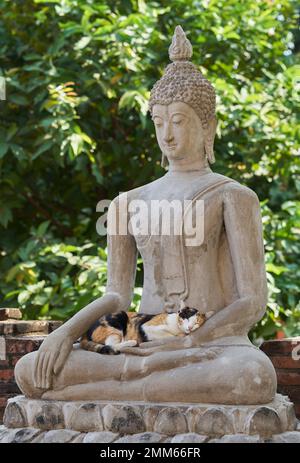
[189,184,268,345]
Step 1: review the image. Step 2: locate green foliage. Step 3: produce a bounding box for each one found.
[1,219,142,320]
[0,0,299,340]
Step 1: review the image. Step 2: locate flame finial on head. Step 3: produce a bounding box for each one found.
[168,25,193,62]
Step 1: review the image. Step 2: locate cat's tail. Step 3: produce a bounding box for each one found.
[80,336,120,355]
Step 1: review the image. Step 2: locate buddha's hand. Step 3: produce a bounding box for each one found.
[33,328,74,390]
[118,323,214,356]
[119,336,191,356]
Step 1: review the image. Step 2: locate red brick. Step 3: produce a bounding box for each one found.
[277,385,300,403]
[5,337,45,354]
[0,359,9,368]
[9,354,24,367]
[48,321,62,332]
[14,320,48,334]
[276,369,300,386]
[0,322,15,335]
[261,338,300,356]
[0,382,20,394]
[270,356,300,369]
[0,369,15,381]
[0,395,14,408]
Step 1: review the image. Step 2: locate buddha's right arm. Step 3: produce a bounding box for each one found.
[51,194,138,340]
[33,195,137,389]
[55,232,138,341]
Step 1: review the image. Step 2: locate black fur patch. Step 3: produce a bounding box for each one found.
[98,345,120,355]
[104,311,129,335]
[178,307,198,319]
[135,314,156,342]
[86,320,101,341]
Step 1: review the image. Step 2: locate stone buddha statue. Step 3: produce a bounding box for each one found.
[15,26,277,405]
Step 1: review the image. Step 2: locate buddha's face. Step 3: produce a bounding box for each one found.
[152,101,209,165]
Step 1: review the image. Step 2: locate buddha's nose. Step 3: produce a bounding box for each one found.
[163,124,174,143]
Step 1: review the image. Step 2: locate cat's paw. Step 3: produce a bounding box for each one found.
[121,340,138,348]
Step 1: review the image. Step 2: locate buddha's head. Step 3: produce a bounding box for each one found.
[149,26,217,168]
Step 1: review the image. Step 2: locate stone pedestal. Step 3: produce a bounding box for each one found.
[0,393,299,443]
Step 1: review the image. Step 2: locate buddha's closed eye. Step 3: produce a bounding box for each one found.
[153,117,163,127]
[171,113,188,125]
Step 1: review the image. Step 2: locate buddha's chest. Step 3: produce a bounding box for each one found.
[129,181,225,252]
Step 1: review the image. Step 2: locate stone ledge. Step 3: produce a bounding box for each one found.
[1,425,300,443]
[0,320,62,336]
[2,393,297,439]
[0,308,22,321]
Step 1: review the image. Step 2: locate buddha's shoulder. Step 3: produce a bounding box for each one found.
[216,174,260,205]
[110,176,165,203]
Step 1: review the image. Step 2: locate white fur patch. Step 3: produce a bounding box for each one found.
[143,323,177,340]
[105,335,121,346]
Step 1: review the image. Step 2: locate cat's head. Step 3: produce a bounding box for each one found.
[177,307,214,334]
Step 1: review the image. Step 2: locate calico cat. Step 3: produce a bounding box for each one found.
[80,307,214,355]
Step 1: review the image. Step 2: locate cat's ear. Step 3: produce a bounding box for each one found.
[205,311,215,319]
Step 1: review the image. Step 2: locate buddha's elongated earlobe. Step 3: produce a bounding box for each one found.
[204,138,215,164]
[161,153,168,168]
[204,117,217,164]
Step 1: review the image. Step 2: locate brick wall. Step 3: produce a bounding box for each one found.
[261,337,300,418]
[0,308,62,422]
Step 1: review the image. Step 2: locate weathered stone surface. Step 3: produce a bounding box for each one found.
[2,394,296,433]
[296,420,300,431]
[3,400,27,428]
[154,408,187,436]
[35,429,80,443]
[0,320,53,336]
[271,432,300,443]
[27,401,64,430]
[194,408,234,436]
[83,431,118,443]
[0,308,22,321]
[284,401,297,430]
[115,432,164,443]
[246,407,282,437]
[144,406,160,432]
[15,321,49,334]
[0,427,41,443]
[171,433,208,443]
[72,434,86,443]
[163,437,173,443]
[63,402,103,432]
[0,426,9,443]
[209,434,263,443]
[102,404,145,434]
[1,420,300,444]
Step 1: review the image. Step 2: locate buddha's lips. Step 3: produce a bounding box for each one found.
[165,144,177,150]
